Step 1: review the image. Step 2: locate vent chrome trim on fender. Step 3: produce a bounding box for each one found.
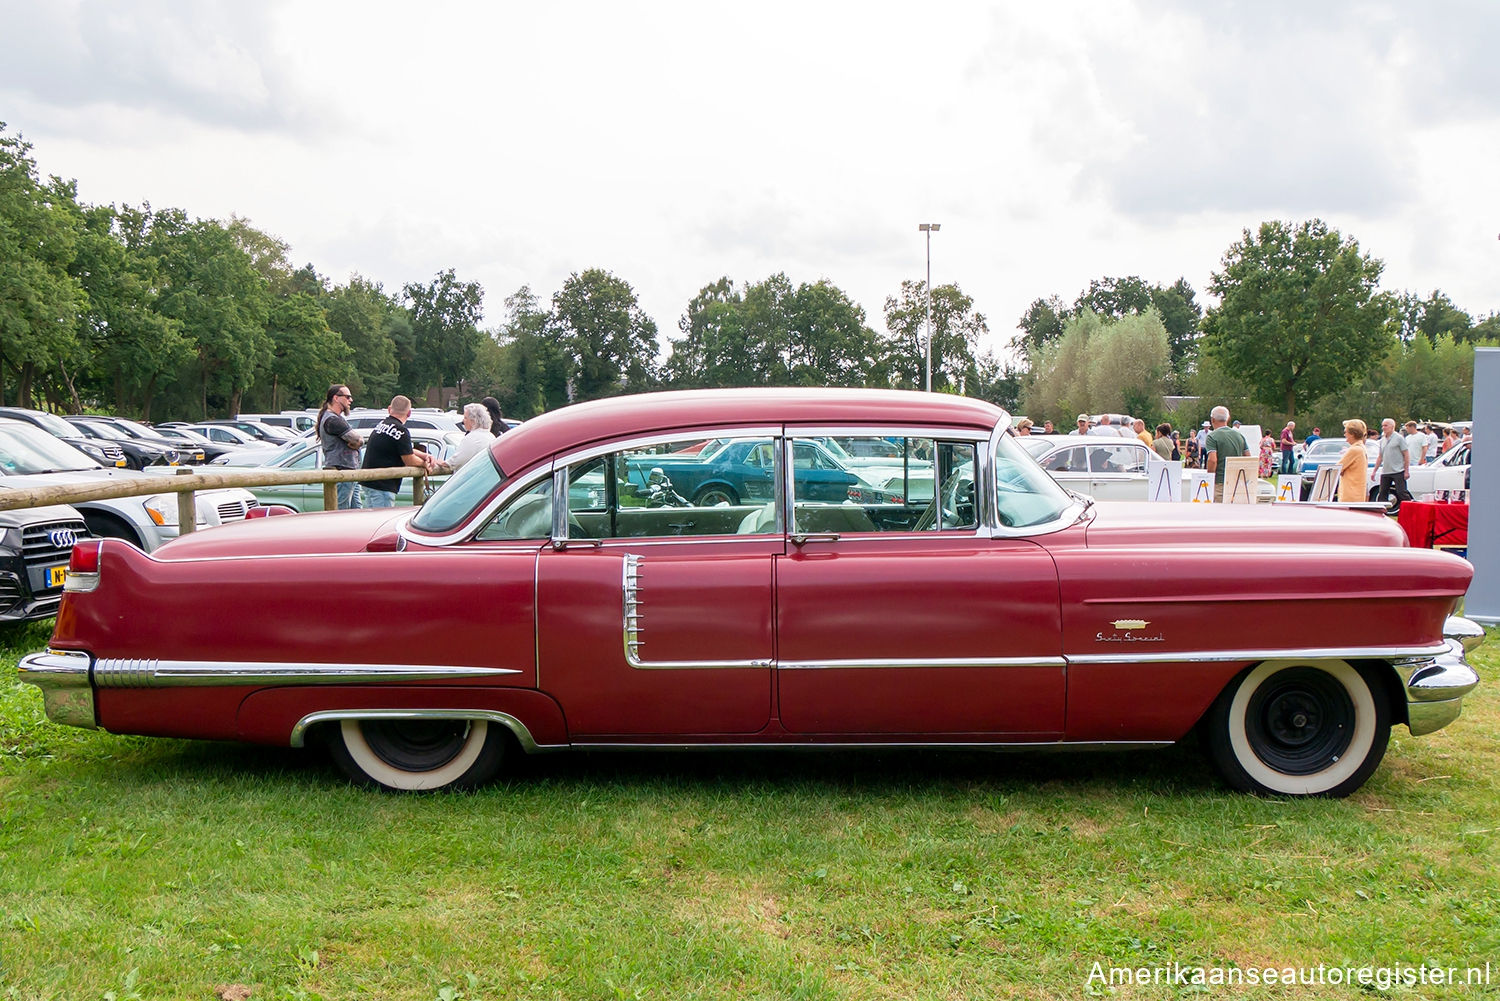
[622,554,772,671]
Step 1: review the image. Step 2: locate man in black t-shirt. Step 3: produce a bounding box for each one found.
[359,395,438,508]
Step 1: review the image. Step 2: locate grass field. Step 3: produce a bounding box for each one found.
[3,619,1497,1000]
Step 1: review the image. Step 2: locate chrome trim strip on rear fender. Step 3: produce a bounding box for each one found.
[779,657,1067,671]
[92,660,521,688]
[17,650,96,729]
[621,554,772,671]
[287,708,563,752]
[1066,642,1452,665]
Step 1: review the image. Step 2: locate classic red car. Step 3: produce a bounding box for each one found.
[21,389,1483,797]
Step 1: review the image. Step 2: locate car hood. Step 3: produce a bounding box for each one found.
[1080,500,1407,549]
[151,508,410,559]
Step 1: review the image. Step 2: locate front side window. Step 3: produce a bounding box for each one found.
[475,475,552,540]
[791,435,975,534]
[1086,443,1146,475]
[993,433,1074,528]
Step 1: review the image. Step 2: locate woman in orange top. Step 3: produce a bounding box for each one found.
[1337,419,1369,502]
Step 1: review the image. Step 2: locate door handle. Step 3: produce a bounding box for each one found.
[790,533,840,546]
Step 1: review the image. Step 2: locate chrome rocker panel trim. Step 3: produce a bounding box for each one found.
[288,708,563,753]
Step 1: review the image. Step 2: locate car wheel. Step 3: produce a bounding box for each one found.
[1205,659,1389,798]
[694,484,740,506]
[328,717,506,791]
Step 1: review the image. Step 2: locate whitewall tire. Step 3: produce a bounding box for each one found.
[1207,659,1389,798]
[329,717,506,791]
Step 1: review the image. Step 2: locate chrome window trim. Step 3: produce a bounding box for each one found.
[399,466,554,548]
[90,659,521,688]
[985,424,1086,538]
[553,426,784,472]
[288,708,564,752]
[621,554,773,670]
[786,425,991,443]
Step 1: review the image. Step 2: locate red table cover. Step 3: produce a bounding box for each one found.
[1397,500,1468,548]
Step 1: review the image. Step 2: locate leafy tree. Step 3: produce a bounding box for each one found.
[1074,276,1154,318]
[0,124,86,407]
[70,203,189,418]
[404,269,484,395]
[1203,219,1392,417]
[325,275,400,402]
[470,286,569,418]
[549,269,659,401]
[1152,278,1202,376]
[256,292,353,412]
[1022,309,1169,423]
[786,279,878,387]
[881,280,988,393]
[148,210,271,417]
[1012,295,1069,367]
[666,277,760,388]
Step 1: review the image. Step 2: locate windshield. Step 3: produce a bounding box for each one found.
[74,420,129,441]
[409,453,506,534]
[992,433,1074,529]
[112,418,159,438]
[0,423,102,473]
[1017,437,1054,457]
[1307,439,1345,457]
[27,411,77,437]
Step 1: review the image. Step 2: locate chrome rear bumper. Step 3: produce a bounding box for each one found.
[1404,617,1484,736]
[18,649,96,730]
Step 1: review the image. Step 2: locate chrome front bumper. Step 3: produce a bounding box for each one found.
[1404,616,1484,736]
[17,649,96,730]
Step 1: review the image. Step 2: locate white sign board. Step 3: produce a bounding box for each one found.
[1186,470,1214,503]
[1223,456,1259,504]
[1309,464,1337,502]
[1147,460,1182,502]
[1275,474,1300,502]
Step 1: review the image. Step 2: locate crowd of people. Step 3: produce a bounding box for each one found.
[1018,409,1470,505]
[314,382,509,510]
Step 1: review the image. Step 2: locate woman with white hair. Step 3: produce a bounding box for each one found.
[445,402,496,469]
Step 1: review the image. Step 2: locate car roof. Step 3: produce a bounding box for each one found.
[489,389,1008,475]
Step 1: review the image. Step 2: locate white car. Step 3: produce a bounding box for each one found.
[1408,441,1471,498]
[1019,434,1274,502]
[0,420,260,551]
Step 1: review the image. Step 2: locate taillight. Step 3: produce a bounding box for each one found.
[65,540,102,592]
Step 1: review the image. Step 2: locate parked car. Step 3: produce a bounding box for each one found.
[185,419,297,444]
[346,409,464,434]
[65,416,179,469]
[20,389,1481,799]
[149,425,244,464]
[1020,435,1275,501]
[1407,440,1471,497]
[236,412,317,434]
[0,503,92,623]
[1299,437,1379,499]
[0,406,128,468]
[0,420,260,550]
[245,430,463,511]
[78,416,208,464]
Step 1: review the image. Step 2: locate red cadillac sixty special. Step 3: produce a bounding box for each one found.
[21,389,1483,796]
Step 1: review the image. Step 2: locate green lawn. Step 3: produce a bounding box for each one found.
[3,619,1497,1000]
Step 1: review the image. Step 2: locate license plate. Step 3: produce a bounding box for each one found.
[47,565,67,587]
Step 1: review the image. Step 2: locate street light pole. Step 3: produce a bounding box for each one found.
[918,223,941,392]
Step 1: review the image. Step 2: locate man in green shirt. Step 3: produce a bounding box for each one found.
[1204,405,1250,502]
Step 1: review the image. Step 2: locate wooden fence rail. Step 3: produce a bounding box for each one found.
[0,466,431,534]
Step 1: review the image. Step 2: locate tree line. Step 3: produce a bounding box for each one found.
[0,126,1009,422]
[1015,219,1498,433]
[3,124,1495,430]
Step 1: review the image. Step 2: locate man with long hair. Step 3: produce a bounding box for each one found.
[317,383,364,509]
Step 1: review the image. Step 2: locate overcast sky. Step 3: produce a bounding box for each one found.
[3,0,1497,360]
